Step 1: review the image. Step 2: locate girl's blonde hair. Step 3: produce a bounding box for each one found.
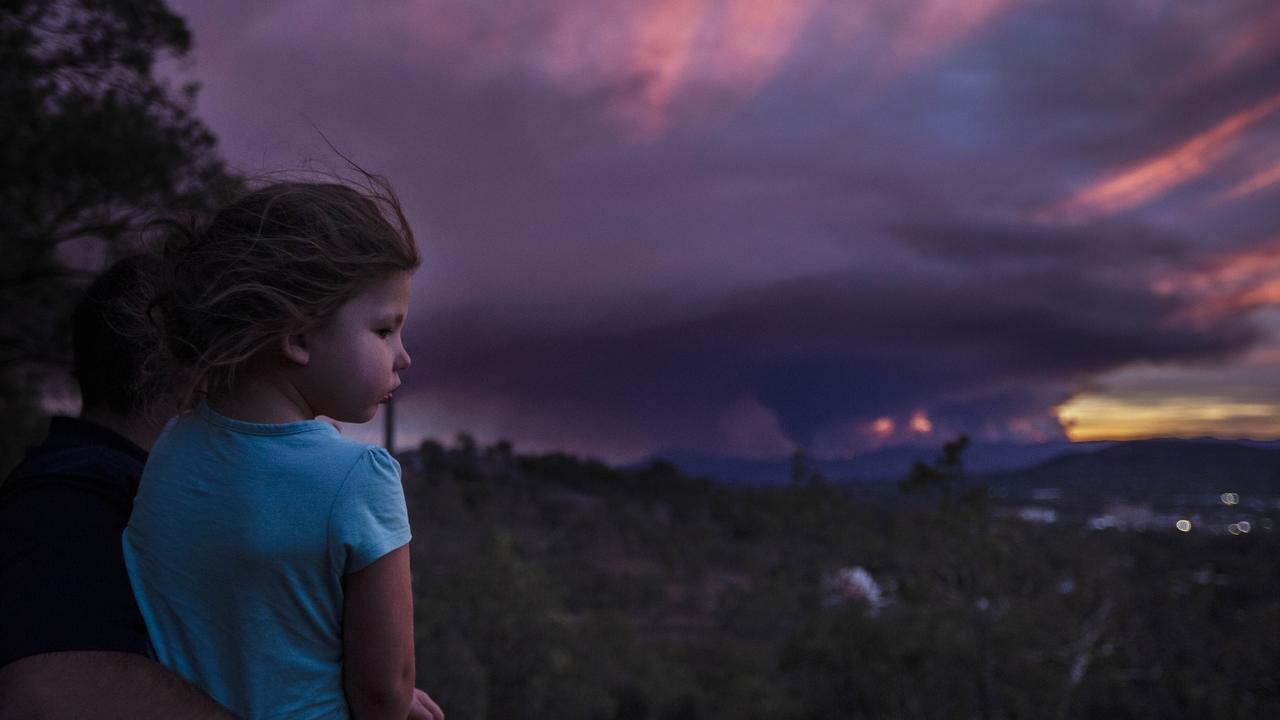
[152,177,420,401]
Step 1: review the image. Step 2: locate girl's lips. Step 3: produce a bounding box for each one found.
[381,384,400,404]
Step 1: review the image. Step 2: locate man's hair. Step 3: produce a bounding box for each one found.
[72,254,167,417]
[151,177,420,400]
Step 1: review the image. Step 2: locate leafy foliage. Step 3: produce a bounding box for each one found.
[404,436,1280,720]
[1,0,237,472]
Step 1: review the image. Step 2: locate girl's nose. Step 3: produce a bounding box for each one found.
[395,341,411,371]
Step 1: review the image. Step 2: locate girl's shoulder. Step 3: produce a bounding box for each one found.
[274,431,401,488]
[336,441,401,485]
[182,402,337,438]
[157,404,399,484]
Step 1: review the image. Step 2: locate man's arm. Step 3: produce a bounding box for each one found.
[0,651,238,720]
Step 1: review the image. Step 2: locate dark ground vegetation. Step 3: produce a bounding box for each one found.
[405,435,1280,720]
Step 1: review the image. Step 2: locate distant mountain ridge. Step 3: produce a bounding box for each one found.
[649,440,1114,485]
[980,438,1280,502]
[652,438,1280,494]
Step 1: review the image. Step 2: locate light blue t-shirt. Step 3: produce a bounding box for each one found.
[122,403,412,719]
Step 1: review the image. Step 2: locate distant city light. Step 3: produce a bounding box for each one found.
[1221,492,1240,506]
[1228,523,1242,535]
[1238,520,1252,533]
[1175,519,1192,532]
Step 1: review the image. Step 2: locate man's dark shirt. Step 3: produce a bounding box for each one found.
[0,417,151,669]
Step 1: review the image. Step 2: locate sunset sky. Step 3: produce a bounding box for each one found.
[164,0,1280,460]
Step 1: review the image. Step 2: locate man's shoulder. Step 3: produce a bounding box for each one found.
[0,436,152,671]
[1,420,145,513]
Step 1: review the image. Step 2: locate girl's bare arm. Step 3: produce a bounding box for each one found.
[342,544,415,720]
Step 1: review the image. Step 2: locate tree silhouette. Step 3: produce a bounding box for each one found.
[1,0,236,472]
[789,447,824,487]
[901,433,970,508]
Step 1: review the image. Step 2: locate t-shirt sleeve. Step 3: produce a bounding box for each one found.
[328,447,412,575]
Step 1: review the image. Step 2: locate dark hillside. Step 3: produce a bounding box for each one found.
[398,435,1280,720]
[984,439,1280,501]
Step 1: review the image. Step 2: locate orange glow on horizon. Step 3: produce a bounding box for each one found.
[869,416,896,438]
[1041,93,1280,222]
[1057,393,1280,442]
[909,409,933,434]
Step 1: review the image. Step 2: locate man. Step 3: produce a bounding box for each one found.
[0,254,234,719]
[0,256,444,720]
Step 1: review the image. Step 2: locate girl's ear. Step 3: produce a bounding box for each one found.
[281,332,310,366]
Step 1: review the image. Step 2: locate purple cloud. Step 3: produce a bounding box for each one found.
[167,0,1280,458]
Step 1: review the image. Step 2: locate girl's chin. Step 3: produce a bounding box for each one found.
[325,408,379,425]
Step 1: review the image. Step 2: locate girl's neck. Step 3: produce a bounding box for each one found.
[206,369,316,425]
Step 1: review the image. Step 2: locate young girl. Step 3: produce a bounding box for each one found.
[122,180,441,719]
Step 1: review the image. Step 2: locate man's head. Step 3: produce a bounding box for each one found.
[72,254,169,421]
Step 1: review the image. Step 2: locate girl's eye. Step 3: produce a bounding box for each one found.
[377,329,393,339]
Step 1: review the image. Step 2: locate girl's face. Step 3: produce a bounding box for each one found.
[298,271,413,423]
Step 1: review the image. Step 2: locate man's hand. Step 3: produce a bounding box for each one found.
[407,687,444,720]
